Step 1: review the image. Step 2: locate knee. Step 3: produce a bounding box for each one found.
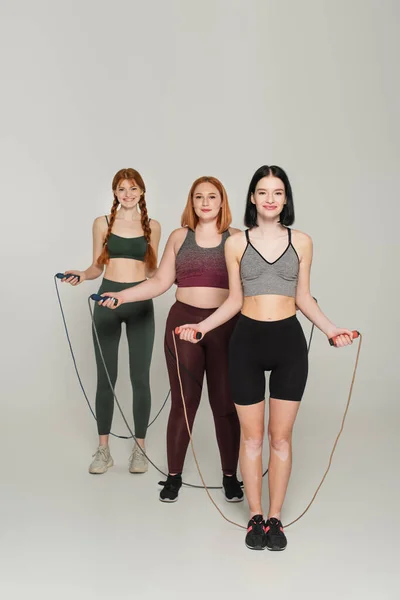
[268,432,292,461]
[242,433,264,461]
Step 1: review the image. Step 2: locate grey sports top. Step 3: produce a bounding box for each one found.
[240,228,299,298]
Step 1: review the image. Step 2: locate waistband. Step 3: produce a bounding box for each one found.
[98,278,146,292]
[169,300,219,320]
[238,312,298,328]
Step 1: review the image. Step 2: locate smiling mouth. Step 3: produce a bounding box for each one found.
[201,209,212,212]
[263,205,277,210]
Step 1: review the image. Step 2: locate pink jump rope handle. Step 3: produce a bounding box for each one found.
[175,327,203,340]
[328,330,360,346]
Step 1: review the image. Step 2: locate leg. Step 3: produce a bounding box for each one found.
[92,302,122,439]
[235,401,266,515]
[268,316,308,518]
[263,315,308,550]
[125,299,155,445]
[228,315,267,514]
[204,317,240,476]
[164,304,206,475]
[89,301,122,474]
[267,398,300,519]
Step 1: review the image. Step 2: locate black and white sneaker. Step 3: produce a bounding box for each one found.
[245,515,267,550]
[159,474,182,502]
[265,517,287,551]
[223,474,244,502]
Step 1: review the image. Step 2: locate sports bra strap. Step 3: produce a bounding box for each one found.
[245,229,250,242]
[105,215,109,225]
[287,227,291,243]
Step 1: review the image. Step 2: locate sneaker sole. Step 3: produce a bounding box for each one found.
[266,545,287,552]
[245,542,267,551]
[129,467,148,474]
[224,494,244,503]
[89,459,114,474]
[159,496,179,503]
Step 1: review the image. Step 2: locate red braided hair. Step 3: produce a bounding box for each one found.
[97,168,156,270]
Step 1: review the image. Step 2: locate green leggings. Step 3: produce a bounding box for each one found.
[92,279,154,438]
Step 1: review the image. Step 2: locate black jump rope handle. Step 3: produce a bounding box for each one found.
[56,272,81,282]
[56,273,117,307]
[90,293,118,307]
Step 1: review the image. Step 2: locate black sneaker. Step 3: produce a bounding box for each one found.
[265,517,287,551]
[223,474,244,503]
[245,515,267,550]
[159,474,182,502]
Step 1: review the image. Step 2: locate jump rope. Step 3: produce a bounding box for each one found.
[55,272,362,528]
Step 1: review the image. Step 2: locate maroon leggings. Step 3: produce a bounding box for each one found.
[164,301,240,475]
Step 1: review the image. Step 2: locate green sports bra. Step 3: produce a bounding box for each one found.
[105,215,149,262]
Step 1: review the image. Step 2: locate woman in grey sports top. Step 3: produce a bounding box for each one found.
[177,165,354,552]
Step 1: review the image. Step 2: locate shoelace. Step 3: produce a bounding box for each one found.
[224,476,243,490]
[93,447,109,461]
[266,518,284,536]
[158,477,181,490]
[248,516,265,535]
[130,445,146,463]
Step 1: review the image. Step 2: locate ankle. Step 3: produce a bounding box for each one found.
[267,513,281,521]
[250,511,264,519]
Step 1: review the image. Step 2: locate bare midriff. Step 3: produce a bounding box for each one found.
[104,258,147,283]
[242,294,296,322]
[176,286,229,309]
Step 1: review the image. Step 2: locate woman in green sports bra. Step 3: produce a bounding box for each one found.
[62,168,161,475]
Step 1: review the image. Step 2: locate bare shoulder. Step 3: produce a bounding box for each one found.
[93,215,108,234]
[228,226,242,235]
[291,228,312,248]
[225,230,247,258]
[169,227,188,241]
[291,229,313,261]
[167,227,189,252]
[149,218,161,231]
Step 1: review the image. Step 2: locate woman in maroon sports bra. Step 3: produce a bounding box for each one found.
[99,176,244,503]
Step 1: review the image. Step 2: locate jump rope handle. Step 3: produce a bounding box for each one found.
[175,327,203,340]
[90,293,118,307]
[328,330,360,346]
[56,272,81,282]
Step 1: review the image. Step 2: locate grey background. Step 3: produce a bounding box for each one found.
[1,1,399,599]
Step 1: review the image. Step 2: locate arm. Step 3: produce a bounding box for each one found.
[294,233,353,346]
[63,217,105,285]
[145,219,162,278]
[101,229,183,307]
[177,234,244,342]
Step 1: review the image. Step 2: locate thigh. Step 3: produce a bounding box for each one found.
[269,321,308,402]
[204,316,237,412]
[92,303,122,366]
[125,300,155,376]
[235,401,266,438]
[268,397,300,437]
[228,317,266,407]
[164,304,206,408]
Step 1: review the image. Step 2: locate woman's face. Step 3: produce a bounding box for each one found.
[192,182,222,223]
[114,179,143,210]
[251,176,286,220]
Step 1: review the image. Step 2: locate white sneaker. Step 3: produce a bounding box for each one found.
[89,445,114,474]
[129,443,148,473]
